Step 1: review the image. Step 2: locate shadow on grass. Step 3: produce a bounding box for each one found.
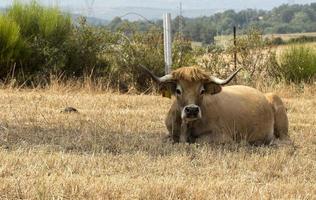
[0,125,295,157]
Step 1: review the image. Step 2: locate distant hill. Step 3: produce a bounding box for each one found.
[105,3,316,44]
[82,7,219,21]
[71,14,109,25]
[63,0,316,20]
[86,0,315,11]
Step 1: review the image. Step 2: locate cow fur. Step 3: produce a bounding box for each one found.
[163,66,291,145]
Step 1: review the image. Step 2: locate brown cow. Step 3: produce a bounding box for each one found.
[142,65,291,145]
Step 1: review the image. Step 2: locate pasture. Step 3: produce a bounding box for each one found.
[0,85,315,199]
[265,32,316,41]
[214,32,316,48]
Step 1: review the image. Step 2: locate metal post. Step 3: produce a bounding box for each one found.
[179,3,183,39]
[233,26,237,70]
[163,13,172,74]
[178,3,183,66]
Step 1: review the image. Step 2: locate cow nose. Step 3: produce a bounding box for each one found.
[184,105,200,116]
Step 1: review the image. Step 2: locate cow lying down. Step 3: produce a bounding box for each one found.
[141,66,292,146]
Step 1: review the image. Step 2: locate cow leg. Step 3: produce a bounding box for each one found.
[179,121,196,143]
[164,120,180,143]
[265,93,292,145]
[165,107,182,143]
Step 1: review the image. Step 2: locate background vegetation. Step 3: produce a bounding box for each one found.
[0,1,316,89]
[107,3,316,44]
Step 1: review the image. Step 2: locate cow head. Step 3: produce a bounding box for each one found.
[141,66,242,122]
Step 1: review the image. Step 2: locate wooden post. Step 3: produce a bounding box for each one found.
[233,26,237,70]
[163,13,172,74]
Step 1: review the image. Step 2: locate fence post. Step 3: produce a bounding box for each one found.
[233,26,237,70]
[163,13,172,74]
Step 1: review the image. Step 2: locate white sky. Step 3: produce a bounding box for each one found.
[1,0,316,10]
[1,0,316,20]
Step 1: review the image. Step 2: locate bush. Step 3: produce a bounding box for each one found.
[104,28,199,91]
[6,1,72,80]
[198,28,275,85]
[0,15,27,78]
[8,1,71,44]
[172,36,197,69]
[104,28,165,91]
[64,17,112,77]
[274,45,316,83]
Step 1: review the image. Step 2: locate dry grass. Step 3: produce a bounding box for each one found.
[265,32,316,41]
[214,32,316,48]
[0,85,315,199]
[274,42,316,57]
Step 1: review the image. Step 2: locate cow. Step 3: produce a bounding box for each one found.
[141,65,292,145]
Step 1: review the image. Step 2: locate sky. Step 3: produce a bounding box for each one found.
[1,0,316,10]
[1,0,316,20]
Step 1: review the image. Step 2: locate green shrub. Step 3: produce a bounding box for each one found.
[8,1,71,44]
[105,28,165,90]
[103,27,198,91]
[276,45,316,83]
[172,35,197,69]
[6,0,72,79]
[64,17,112,77]
[0,15,27,77]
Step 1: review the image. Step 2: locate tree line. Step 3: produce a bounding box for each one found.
[106,3,316,44]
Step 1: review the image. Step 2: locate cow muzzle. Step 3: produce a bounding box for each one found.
[181,104,202,121]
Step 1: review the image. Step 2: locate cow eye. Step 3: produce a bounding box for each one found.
[176,88,182,95]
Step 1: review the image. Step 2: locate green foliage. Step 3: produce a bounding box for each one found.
[8,1,71,44]
[0,15,25,62]
[275,45,316,83]
[3,0,315,90]
[104,28,165,90]
[0,15,27,78]
[0,1,197,90]
[101,28,198,90]
[4,0,72,80]
[64,17,112,77]
[172,35,197,68]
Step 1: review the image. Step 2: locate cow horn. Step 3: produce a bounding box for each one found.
[210,67,242,85]
[140,65,174,83]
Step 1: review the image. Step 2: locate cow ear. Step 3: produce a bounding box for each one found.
[204,83,222,95]
[160,82,176,98]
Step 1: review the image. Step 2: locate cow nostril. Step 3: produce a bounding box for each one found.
[184,106,199,116]
[192,107,199,114]
[185,107,191,113]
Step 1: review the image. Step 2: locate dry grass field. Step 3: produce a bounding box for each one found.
[0,85,315,199]
[265,32,316,42]
[214,32,316,48]
[275,42,316,56]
